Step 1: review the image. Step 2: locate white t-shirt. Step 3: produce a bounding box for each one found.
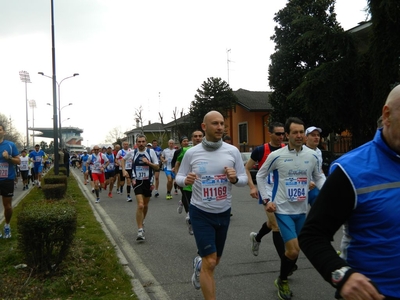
[161,148,175,171]
[176,142,248,214]
[19,156,29,171]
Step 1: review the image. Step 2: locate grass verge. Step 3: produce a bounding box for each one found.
[0,174,137,300]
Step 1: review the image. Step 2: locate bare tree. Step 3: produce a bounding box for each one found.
[105,126,125,144]
[0,114,24,149]
[135,106,145,134]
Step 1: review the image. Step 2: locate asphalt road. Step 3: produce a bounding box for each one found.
[4,168,343,300]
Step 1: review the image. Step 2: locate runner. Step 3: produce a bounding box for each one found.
[116,141,133,202]
[151,139,162,197]
[160,139,176,200]
[121,134,159,242]
[0,123,21,238]
[19,149,30,190]
[104,146,116,198]
[28,144,46,188]
[85,145,109,203]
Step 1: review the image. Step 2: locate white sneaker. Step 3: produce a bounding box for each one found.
[3,225,11,238]
[186,217,193,235]
[191,256,201,290]
[136,229,145,242]
[250,232,260,256]
[127,196,132,202]
[177,200,183,214]
[95,198,100,203]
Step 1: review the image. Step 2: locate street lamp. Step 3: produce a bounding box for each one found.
[29,99,37,146]
[19,71,31,148]
[47,102,73,147]
[39,72,79,148]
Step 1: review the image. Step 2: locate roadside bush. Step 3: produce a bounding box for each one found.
[17,200,77,274]
[42,183,67,200]
[44,174,68,186]
[59,167,68,176]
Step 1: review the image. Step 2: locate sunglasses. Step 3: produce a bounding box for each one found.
[273,132,285,136]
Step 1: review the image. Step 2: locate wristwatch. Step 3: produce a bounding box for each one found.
[331,266,351,287]
[262,199,270,206]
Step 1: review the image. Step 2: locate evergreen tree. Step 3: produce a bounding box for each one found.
[189,77,237,130]
[368,0,400,123]
[268,0,356,134]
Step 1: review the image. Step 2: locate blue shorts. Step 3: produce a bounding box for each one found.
[164,169,175,179]
[33,163,43,175]
[189,204,231,257]
[275,213,306,243]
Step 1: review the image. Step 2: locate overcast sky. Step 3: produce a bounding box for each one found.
[0,0,368,147]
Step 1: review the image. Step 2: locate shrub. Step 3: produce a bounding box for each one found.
[17,200,77,274]
[44,175,68,185]
[59,167,68,176]
[42,183,67,200]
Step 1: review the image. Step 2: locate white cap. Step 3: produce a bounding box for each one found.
[146,143,152,147]
[305,126,322,136]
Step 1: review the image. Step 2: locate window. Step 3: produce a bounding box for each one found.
[238,122,248,144]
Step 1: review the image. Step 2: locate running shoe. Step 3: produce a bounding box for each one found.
[136,229,145,242]
[166,194,172,200]
[127,196,132,202]
[177,200,183,214]
[191,256,202,290]
[186,217,193,235]
[92,188,95,194]
[250,232,260,256]
[108,192,113,198]
[3,225,11,238]
[154,191,159,198]
[95,198,100,203]
[275,277,292,300]
[174,189,178,195]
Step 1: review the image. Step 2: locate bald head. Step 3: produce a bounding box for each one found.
[203,110,223,123]
[382,85,400,153]
[202,111,225,142]
[385,85,400,110]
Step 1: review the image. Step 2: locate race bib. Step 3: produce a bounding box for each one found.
[285,177,308,202]
[136,166,150,180]
[93,162,102,171]
[200,174,228,202]
[0,163,8,178]
[20,161,29,171]
[125,159,132,169]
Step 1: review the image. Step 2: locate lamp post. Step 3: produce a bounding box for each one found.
[39,72,78,149]
[29,99,37,146]
[19,71,31,148]
[46,102,73,148]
